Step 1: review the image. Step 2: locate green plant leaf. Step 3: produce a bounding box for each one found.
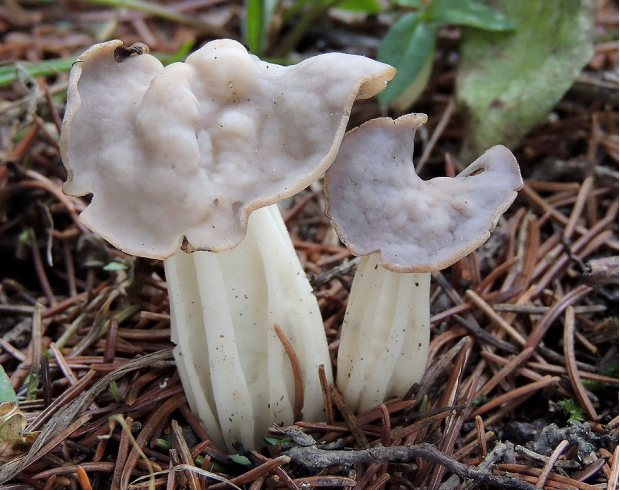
[229,454,251,465]
[154,39,195,65]
[108,381,124,404]
[427,0,514,30]
[456,0,596,161]
[377,13,436,104]
[393,0,426,8]
[103,261,128,271]
[245,0,280,55]
[264,435,293,445]
[0,366,17,403]
[0,58,75,87]
[336,0,382,14]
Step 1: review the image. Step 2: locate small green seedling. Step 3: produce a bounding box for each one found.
[557,399,586,423]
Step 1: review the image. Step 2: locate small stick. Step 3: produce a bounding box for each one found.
[166,460,176,490]
[119,394,187,489]
[62,239,78,298]
[353,463,384,490]
[563,306,598,420]
[284,192,316,223]
[208,456,290,490]
[476,347,535,397]
[252,452,299,490]
[475,257,520,293]
[274,324,304,422]
[76,465,94,490]
[41,474,58,490]
[30,304,43,392]
[599,447,613,477]
[496,464,600,490]
[43,83,63,134]
[27,370,97,431]
[171,420,201,490]
[526,181,580,192]
[521,183,617,249]
[474,416,487,458]
[416,97,456,173]
[40,354,51,408]
[30,237,56,308]
[522,361,617,384]
[524,285,592,350]
[104,317,120,364]
[48,342,79,385]
[607,446,618,490]
[453,430,493,461]
[471,376,560,418]
[563,176,594,240]
[111,417,131,490]
[466,290,526,345]
[7,123,40,161]
[0,338,26,361]
[329,383,369,448]
[318,364,334,425]
[571,458,608,482]
[379,404,391,448]
[363,472,390,490]
[284,431,538,490]
[535,439,569,488]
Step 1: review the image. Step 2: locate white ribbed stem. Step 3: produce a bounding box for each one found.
[165,204,332,451]
[336,254,430,413]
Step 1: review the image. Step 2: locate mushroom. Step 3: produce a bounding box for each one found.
[324,113,523,413]
[60,39,396,449]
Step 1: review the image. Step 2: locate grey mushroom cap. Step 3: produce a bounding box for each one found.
[325,113,523,273]
[60,39,396,259]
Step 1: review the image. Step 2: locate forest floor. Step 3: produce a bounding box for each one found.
[0,1,617,489]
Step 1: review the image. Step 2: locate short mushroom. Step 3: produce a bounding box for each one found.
[60,39,396,449]
[324,113,523,413]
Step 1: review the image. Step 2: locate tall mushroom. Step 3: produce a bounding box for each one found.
[325,113,523,413]
[60,39,396,449]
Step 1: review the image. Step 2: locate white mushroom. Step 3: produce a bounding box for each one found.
[60,39,396,449]
[325,113,523,413]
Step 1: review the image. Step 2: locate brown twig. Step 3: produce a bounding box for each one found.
[563,306,598,420]
[274,324,304,422]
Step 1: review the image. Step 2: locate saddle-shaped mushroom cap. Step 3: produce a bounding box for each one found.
[61,39,396,259]
[325,113,523,273]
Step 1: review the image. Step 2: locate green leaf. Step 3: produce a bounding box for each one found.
[245,0,264,53]
[154,39,195,65]
[109,381,124,404]
[427,0,515,30]
[245,0,280,55]
[0,366,17,403]
[155,438,173,451]
[264,435,293,445]
[393,0,426,8]
[229,454,251,465]
[103,261,128,271]
[335,0,382,14]
[0,58,77,87]
[377,14,436,104]
[456,0,596,161]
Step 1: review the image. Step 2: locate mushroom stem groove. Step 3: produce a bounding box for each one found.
[337,254,430,413]
[165,204,332,450]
